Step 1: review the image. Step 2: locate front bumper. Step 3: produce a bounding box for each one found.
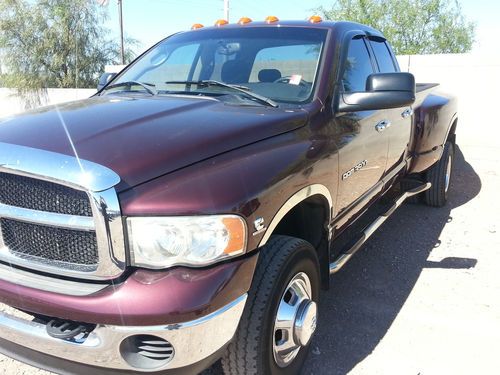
[0,294,246,373]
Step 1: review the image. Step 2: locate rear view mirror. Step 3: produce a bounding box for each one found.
[338,72,416,112]
[97,72,117,91]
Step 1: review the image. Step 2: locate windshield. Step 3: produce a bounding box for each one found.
[110,27,328,104]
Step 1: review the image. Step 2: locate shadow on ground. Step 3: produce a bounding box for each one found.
[302,145,481,374]
[205,146,481,375]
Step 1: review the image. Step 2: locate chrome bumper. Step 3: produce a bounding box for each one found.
[0,294,247,372]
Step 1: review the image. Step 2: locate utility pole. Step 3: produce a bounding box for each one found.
[223,0,229,21]
[118,0,125,65]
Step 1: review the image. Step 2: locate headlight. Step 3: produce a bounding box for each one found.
[127,215,247,269]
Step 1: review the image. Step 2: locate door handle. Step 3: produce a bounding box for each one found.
[375,120,391,132]
[401,108,413,118]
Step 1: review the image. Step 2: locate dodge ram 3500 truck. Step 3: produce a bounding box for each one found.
[0,18,457,375]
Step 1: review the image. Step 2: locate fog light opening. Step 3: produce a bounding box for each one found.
[120,334,174,370]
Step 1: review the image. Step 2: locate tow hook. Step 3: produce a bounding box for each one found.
[46,318,96,341]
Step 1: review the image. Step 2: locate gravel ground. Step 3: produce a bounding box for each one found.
[302,142,500,375]
[1,134,499,374]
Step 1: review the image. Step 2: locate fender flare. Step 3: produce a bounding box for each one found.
[445,113,458,144]
[258,184,333,248]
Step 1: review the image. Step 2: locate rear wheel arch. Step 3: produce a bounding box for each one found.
[447,117,458,144]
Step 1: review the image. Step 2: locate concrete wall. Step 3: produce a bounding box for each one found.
[0,88,95,118]
[397,53,500,148]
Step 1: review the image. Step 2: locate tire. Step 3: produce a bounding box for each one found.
[424,141,454,207]
[222,235,320,375]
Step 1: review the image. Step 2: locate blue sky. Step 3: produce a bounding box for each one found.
[103,0,499,55]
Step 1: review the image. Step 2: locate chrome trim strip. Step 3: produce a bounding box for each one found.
[0,203,95,231]
[0,294,247,371]
[0,263,108,296]
[258,184,333,247]
[0,142,120,192]
[89,189,127,275]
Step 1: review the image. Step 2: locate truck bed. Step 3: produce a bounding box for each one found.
[416,83,439,92]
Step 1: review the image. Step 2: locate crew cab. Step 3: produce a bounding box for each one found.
[0,17,457,374]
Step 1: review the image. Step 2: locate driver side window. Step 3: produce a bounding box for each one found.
[342,37,374,93]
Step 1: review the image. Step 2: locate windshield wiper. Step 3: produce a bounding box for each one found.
[101,81,157,96]
[164,80,278,108]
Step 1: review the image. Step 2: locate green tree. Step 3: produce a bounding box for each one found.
[0,0,136,92]
[315,0,475,54]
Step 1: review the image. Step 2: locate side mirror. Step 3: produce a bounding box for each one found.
[97,72,117,91]
[338,72,416,113]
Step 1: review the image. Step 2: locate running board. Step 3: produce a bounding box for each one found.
[329,182,431,274]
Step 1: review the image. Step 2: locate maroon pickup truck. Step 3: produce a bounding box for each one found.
[0,18,457,375]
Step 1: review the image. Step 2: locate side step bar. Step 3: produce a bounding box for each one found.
[329,182,431,274]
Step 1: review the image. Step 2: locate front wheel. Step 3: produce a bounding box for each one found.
[222,235,320,375]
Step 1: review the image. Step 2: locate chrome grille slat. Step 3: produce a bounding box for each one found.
[137,351,173,359]
[138,345,174,352]
[0,203,95,231]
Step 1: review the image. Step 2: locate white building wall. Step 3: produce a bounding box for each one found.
[397,53,500,148]
[0,88,96,118]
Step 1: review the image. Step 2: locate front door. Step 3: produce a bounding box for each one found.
[368,38,412,174]
[335,36,389,213]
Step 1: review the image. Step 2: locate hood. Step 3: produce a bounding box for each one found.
[0,95,308,191]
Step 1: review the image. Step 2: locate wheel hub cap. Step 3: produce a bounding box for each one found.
[294,300,317,346]
[272,272,316,368]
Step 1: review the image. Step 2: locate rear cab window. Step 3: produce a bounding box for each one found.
[249,44,320,86]
[369,39,398,73]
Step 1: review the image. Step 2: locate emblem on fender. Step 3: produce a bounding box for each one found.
[342,160,367,180]
[253,217,267,236]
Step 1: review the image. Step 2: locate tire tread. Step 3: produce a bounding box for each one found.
[424,142,453,207]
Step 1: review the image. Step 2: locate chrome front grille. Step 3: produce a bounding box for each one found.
[0,172,93,216]
[0,142,126,280]
[1,218,99,269]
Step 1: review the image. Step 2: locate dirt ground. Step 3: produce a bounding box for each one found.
[1,131,499,374]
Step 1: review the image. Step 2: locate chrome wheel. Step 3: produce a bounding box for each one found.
[272,272,317,368]
[445,153,452,193]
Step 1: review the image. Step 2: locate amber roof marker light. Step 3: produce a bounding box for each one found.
[308,15,323,23]
[238,17,253,25]
[265,16,279,24]
[191,23,204,30]
[215,19,229,27]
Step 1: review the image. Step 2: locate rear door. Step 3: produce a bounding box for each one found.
[334,36,389,212]
[368,38,412,174]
